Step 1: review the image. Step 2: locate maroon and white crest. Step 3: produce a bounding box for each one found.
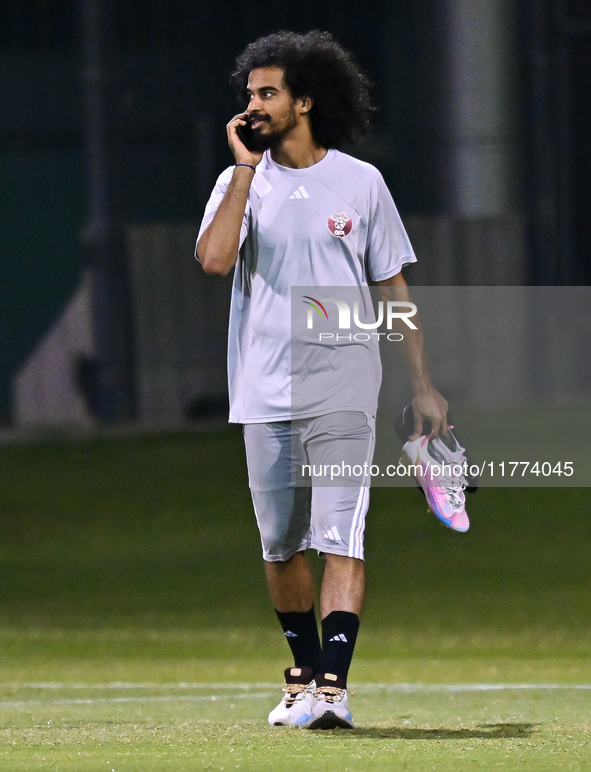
[327,211,352,238]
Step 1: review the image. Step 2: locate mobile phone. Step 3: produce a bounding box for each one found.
[236,116,257,152]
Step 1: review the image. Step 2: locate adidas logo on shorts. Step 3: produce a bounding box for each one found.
[323,526,342,542]
[329,634,348,643]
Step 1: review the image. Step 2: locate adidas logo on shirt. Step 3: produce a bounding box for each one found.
[289,185,310,199]
[323,526,342,542]
[329,634,348,643]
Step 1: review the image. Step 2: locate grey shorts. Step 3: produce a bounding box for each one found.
[243,411,375,562]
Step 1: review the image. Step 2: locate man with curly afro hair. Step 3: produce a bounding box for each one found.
[197,31,449,729]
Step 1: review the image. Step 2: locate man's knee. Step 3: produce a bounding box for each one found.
[324,553,365,570]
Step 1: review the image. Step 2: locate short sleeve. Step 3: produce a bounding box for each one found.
[365,173,417,282]
[195,166,250,260]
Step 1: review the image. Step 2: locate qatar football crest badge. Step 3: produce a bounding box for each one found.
[327,211,352,238]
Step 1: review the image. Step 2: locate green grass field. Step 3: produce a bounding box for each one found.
[1,426,591,770]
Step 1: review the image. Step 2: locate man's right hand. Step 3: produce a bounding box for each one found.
[197,113,261,276]
[227,112,263,167]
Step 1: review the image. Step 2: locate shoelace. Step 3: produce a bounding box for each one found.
[314,686,345,704]
[407,440,468,490]
[282,682,309,706]
[444,486,466,510]
[435,451,468,489]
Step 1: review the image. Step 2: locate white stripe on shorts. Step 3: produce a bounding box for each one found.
[348,485,369,559]
[347,415,375,559]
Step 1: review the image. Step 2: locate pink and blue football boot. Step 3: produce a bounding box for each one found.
[401,430,470,532]
[395,404,475,532]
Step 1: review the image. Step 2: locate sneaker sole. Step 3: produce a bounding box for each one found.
[308,711,354,730]
[272,722,310,727]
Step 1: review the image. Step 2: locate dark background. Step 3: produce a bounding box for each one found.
[1,0,589,423]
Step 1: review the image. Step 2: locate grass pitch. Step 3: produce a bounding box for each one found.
[2,678,591,771]
[1,426,591,769]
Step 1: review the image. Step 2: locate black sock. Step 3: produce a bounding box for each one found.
[275,606,322,675]
[320,610,360,684]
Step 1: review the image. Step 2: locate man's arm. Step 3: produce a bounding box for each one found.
[196,113,262,276]
[375,272,448,439]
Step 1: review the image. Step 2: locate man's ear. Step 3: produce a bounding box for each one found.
[299,96,314,114]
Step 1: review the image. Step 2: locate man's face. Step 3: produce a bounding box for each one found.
[244,66,299,151]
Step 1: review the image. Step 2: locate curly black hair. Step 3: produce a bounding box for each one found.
[231,31,373,149]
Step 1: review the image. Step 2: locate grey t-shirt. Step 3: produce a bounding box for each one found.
[197,149,416,423]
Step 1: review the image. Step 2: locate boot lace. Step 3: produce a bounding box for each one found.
[283,682,308,707]
[445,486,466,510]
[314,686,345,704]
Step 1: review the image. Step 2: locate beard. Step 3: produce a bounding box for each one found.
[248,125,285,152]
[246,105,298,152]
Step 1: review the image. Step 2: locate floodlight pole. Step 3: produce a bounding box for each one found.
[81,0,137,422]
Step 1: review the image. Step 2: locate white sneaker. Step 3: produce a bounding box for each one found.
[401,428,470,532]
[268,667,315,727]
[309,673,354,730]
